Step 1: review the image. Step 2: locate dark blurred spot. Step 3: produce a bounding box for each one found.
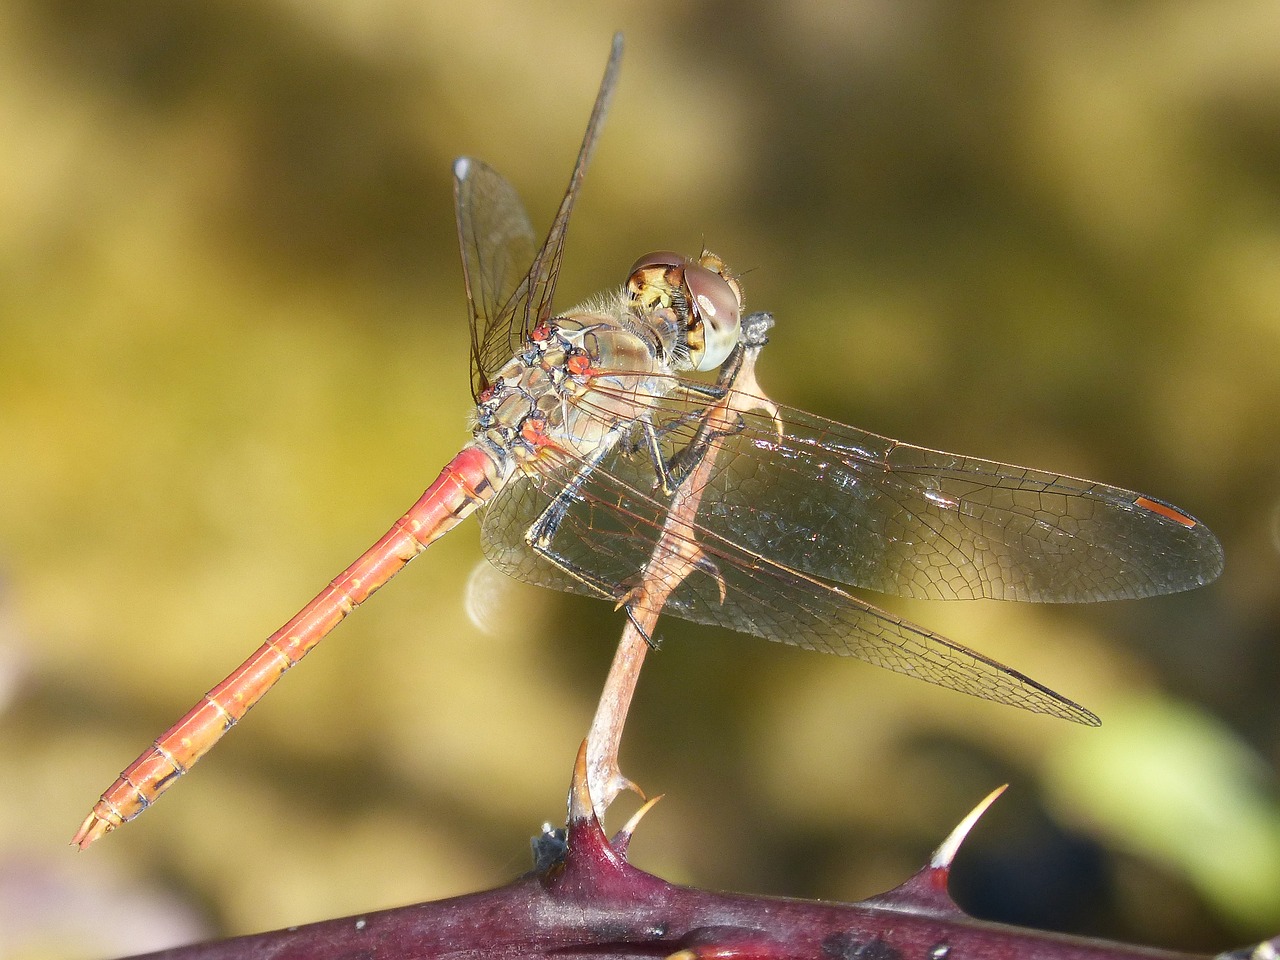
[22,0,453,296]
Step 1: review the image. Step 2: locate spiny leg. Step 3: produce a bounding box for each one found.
[524,432,633,605]
[640,325,772,495]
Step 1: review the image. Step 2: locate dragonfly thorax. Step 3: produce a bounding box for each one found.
[472,313,672,470]
[471,253,743,471]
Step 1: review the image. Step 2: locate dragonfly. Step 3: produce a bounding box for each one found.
[74,35,1223,849]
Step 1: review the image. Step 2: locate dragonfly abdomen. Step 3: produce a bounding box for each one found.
[72,445,505,849]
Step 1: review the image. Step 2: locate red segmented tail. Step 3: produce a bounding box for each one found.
[73,446,502,849]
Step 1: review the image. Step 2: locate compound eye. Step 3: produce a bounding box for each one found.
[683,261,742,371]
[627,250,686,278]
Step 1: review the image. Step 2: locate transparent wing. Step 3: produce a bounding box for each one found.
[453,35,623,399]
[474,369,1222,720]
[454,156,537,396]
[559,376,1224,603]
[478,437,1100,725]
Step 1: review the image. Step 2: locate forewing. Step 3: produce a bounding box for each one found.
[455,35,623,399]
[541,375,1224,603]
[690,398,1225,602]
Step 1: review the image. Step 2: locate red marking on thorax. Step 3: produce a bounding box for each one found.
[521,417,555,449]
[567,354,594,377]
[1135,496,1197,528]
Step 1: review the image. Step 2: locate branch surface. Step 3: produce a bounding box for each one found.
[123,745,1272,960]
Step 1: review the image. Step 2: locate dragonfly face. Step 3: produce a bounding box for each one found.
[626,251,743,372]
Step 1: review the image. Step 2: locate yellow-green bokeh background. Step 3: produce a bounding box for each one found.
[1,2,1278,956]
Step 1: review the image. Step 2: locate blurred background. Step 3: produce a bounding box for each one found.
[1,1,1278,956]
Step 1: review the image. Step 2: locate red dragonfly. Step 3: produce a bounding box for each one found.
[74,35,1223,848]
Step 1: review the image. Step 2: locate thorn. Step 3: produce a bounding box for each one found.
[612,586,639,614]
[860,785,1007,916]
[609,794,663,860]
[692,552,727,605]
[930,783,1007,870]
[568,739,597,826]
[609,771,646,804]
[559,740,640,879]
[617,794,663,842]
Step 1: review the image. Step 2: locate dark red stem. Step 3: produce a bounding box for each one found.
[118,745,1252,960]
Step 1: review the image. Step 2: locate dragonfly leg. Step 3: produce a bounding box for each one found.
[522,435,722,650]
[524,433,634,605]
[648,313,780,493]
[616,388,717,458]
[527,511,670,654]
[622,603,660,649]
[535,313,776,639]
[528,509,663,649]
[670,379,728,402]
[660,412,748,493]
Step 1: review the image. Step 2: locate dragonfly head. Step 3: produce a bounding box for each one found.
[626,251,742,372]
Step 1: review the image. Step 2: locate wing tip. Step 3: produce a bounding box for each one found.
[1131,495,1226,588]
